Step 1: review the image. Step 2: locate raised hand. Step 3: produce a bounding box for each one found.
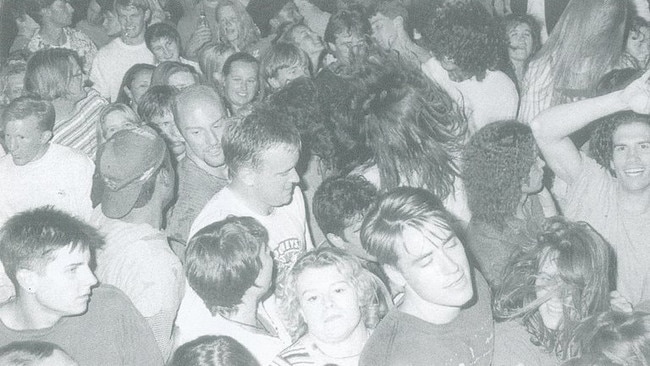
[620,69,650,114]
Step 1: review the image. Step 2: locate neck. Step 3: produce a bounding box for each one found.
[39,23,65,45]
[617,186,650,214]
[511,59,526,81]
[120,202,164,229]
[7,294,62,330]
[52,97,79,121]
[229,179,273,215]
[399,288,461,325]
[311,321,368,359]
[121,33,144,46]
[514,193,529,220]
[308,51,322,73]
[187,153,228,179]
[225,291,260,327]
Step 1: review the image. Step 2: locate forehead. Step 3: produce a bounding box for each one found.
[297,265,348,291]
[43,245,90,270]
[152,37,176,46]
[178,97,225,127]
[5,116,41,132]
[131,69,152,84]
[397,223,453,258]
[116,5,144,16]
[613,121,650,143]
[229,61,257,75]
[335,31,364,43]
[508,22,531,33]
[257,144,299,170]
[370,13,391,25]
[218,5,236,17]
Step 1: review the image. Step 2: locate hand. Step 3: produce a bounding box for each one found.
[610,290,633,313]
[185,27,213,58]
[620,69,650,114]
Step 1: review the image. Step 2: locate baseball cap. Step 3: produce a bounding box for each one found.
[98,126,167,219]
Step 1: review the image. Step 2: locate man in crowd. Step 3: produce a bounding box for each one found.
[166,85,230,259]
[91,126,184,359]
[0,207,163,365]
[360,187,494,365]
[0,96,93,228]
[90,0,154,101]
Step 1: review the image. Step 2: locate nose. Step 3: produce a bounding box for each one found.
[322,293,335,308]
[82,266,98,288]
[437,247,461,275]
[206,129,219,146]
[628,147,642,162]
[288,168,300,184]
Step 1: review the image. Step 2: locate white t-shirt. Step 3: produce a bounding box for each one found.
[175,280,289,365]
[90,38,154,101]
[421,57,519,135]
[189,186,314,275]
[0,143,94,227]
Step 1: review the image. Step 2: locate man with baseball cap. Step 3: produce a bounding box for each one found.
[90,126,184,361]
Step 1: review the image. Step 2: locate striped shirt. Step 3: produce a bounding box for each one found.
[53,88,108,158]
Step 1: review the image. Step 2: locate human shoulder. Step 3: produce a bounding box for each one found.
[46,144,94,169]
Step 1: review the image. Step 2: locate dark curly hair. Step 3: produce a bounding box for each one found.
[419,1,506,81]
[589,112,650,175]
[463,121,537,227]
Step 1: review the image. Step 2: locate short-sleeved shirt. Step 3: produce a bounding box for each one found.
[27,27,97,72]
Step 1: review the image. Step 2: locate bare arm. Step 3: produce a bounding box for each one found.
[530,70,650,185]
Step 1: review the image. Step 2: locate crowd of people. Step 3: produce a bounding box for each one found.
[1,0,650,364]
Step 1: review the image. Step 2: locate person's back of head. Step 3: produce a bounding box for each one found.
[96,126,174,219]
[24,48,83,101]
[170,335,259,366]
[566,311,650,366]
[0,341,78,366]
[185,216,270,316]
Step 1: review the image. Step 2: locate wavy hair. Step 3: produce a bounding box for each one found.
[463,121,537,227]
[361,56,466,200]
[494,217,615,360]
[278,247,391,341]
[420,1,506,81]
[216,0,261,52]
[24,48,83,100]
[589,112,650,175]
[198,43,236,91]
[527,0,627,105]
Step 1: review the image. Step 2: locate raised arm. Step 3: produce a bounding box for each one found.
[530,70,650,185]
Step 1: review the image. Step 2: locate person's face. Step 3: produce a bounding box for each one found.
[67,61,87,102]
[5,73,25,102]
[249,144,300,209]
[37,349,79,366]
[102,111,136,140]
[292,25,324,56]
[117,5,148,41]
[27,245,98,319]
[370,13,398,50]
[45,0,74,27]
[611,122,650,193]
[177,99,228,167]
[627,25,650,68]
[151,37,180,63]
[297,265,363,344]
[269,64,309,90]
[149,110,185,157]
[521,155,545,194]
[87,0,103,25]
[102,10,122,37]
[4,116,50,166]
[218,6,240,43]
[440,56,474,83]
[394,224,473,307]
[125,69,152,106]
[275,1,303,26]
[167,71,196,90]
[507,23,534,62]
[224,61,259,108]
[330,31,367,65]
[535,250,571,330]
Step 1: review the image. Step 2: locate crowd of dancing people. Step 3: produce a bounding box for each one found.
[1,0,650,364]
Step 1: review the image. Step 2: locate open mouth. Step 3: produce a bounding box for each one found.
[624,168,645,177]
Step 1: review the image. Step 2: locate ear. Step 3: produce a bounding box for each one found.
[269,17,281,30]
[237,165,257,187]
[16,268,38,294]
[40,130,53,144]
[393,15,404,30]
[123,86,134,101]
[326,233,347,250]
[382,264,406,288]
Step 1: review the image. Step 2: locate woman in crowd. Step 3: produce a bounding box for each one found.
[518,0,628,124]
[98,103,143,143]
[272,247,390,366]
[115,63,154,111]
[150,61,200,90]
[215,0,262,56]
[278,22,326,75]
[463,121,552,291]
[23,48,107,157]
[222,52,263,117]
[198,43,236,91]
[503,14,542,87]
[493,216,615,364]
